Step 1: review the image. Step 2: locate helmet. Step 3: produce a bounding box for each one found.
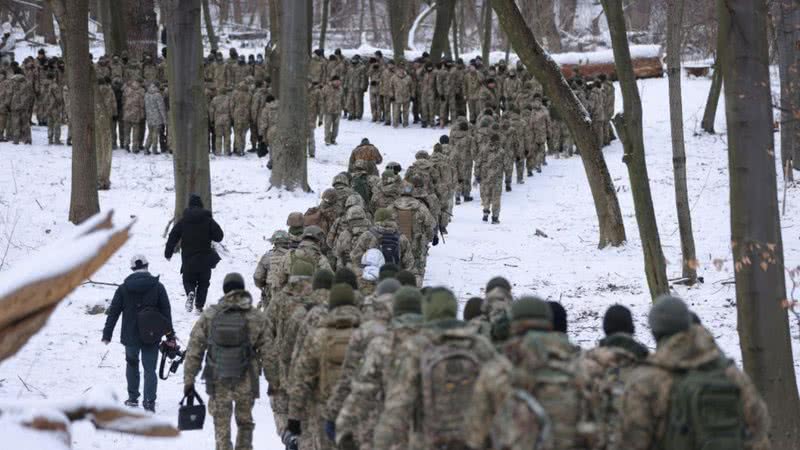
[333,173,350,187]
[270,230,291,243]
[321,188,337,204]
[346,206,367,222]
[345,194,365,209]
[415,150,430,160]
[287,211,305,227]
[302,225,325,242]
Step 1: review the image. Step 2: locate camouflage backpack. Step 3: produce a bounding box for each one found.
[303,207,322,227]
[420,338,483,448]
[395,206,414,241]
[662,358,744,450]
[351,174,372,205]
[207,306,252,382]
[319,326,355,400]
[490,387,552,450]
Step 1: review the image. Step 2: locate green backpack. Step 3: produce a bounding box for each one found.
[663,358,744,450]
[207,307,252,382]
[352,174,372,205]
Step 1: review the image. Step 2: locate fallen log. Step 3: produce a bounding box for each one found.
[551,45,664,80]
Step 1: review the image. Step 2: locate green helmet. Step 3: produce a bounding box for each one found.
[302,225,325,242]
[270,230,291,244]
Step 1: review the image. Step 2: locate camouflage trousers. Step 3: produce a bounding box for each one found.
[250,122,259,149]
[526,142,546,173]
[467,99,479,123]
[208,379,256,450]
[420,94,436,126]
[307,119,317,157]
[324,113,340,144]
[369,91,380,122]
[480,177,502,218]
[503,151,515,187]
[233,121,249,155]
[96,138,112,190]
[548,123,563,156]
[592,120,606,149]
[439,95,458,127]
[458,157,473,199]
[391,101,410,128]
[47,114,62,144]
[381,95,392,124]
[347,89,364,119]
[214,122,232,155]
[123,120,143,150]
[144,124,163,153]
[561,122,574,156]
[9,109,30,144]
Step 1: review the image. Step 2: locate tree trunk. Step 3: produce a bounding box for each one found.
[627,0,651,31]
[481,0,492,62]
[271,0,309,191]
[492,0,627,248]
[720,0,800,446]
[773,0,800,176]
[259,0,269,29]
[98,0,128,56]
[50,0,100,224]
[451,2,459,60]
[165,0,211,218]
[538,0,562,52]
[218,0,228,27]
[602,0,669,299]
[232,0,242,23]
[666,0,697,284]
[560,0,577,32]
[369,0,381,44]
[319,0,330,51]
[701,56,723,133]
[358,0,366,47]
[268,0,281,94]
[126,0,158,61]
[202,0,218,51]
[38,2,57,44]
[430,0,456,64]
[388,0,406,60]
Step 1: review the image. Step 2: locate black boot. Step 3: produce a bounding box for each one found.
[464,196,473,202]
[455,197,461,205]
[482,210,489,222]
[527,170,533,177]
[422,121,428,128]
[505,184,512,192]
[492,216,500,224]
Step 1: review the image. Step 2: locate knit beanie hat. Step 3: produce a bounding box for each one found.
[335,268,359,290]
[223,272,245,293]
[312,269,335,290]
[291,260,314,278]
[376,278,401,296]
[486,276,511,293]
[463,297,483,321]
[396,270,417,287]
[548,301,568,333]
[379,263,399,280]
[511,296,553,330]
[603,304,635,336]
[329,283,356,309]
[393,287,422,316]
[374,208,392,223]
[423,287,458,322]
[188,194,203,208]
[649,295,691,342]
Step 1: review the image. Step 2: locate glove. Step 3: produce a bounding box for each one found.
[184,383,194,397]
[287,419,302,436]
[318,120,323,126]
[281,430,299,450]
[324,420,336,442]
[432,235,439,246]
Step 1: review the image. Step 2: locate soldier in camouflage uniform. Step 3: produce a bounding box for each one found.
[276,225,333,289]
[450,117,476,203]
[331,173,357,217]
[621,296,770,450]
[253,230,292,310]
[464,64,483,124]
[95,77,116,190]
[307,82,322,157]
[335,287,423,450]
[231,81,252,156]
[475,131,508,224]
[122,78,146,152]
[332,205,372,270]
[210,87,233,156]
[528,94,550,175]
[367,59,382,122]
[391,181,437,280]
[143,83,167,154]
[430,140,457,231]
[0,71,12,142]
[183,273,271,450]
[309,49,328,85]
[379,62,396,126]
[351,208,415,274]
[390,68,413,128]
[286,283,362,450]
[257,94,279,154]
[42,72,63,145]
[348,138,383,175]
[419,63,437,128]
[587,80,606,148]
[599,73,616,145]
[322,76,343,145]
[546,98,566,157]
[371,170,402,211]
[373,288,496,450]
[9,73,33,145]
[346,58,367,120]
[477,78,499,115]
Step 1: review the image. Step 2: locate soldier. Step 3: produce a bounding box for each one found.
[231,81,252,156]
[587,81,607,148]
[122,78,146,152]
[249,80,267,153]
[379,61,395,126]
[528,94,550,174]
[42,72,63,145]
[373,288,496,450]
[286,283,362,450]
[332,206,372,270]
[621,296,770,450]
[435,62,452,127]
[111,77,124,149]
[141,54,158,84]
[390,68,413,128]
[9,72,33,145]
[348,138,382,175]
[371,170,402,212]
[345,57,367,120]
[599,73,616,145]
[257,94,279,155]
[210,87,233,156]
[389,182,437,285]
[95,77,116,190]
[503,69,523,111]
[450,117,475,203]
[477,77,499,114]
[286,211,306,249]
[143,83,167,155]
[322,76,343,145]
[430,140,457,232]
[335,287,423,449]
[419,63,437,128]
[307,81,322,157]
[213,52,227,90]
[351,207,414,272]
[276,225,333,289]
[0,71,11,142]
[183,273,271,450]
[508,109,528,184]
[475,131,508,224]
[309,49,328,85]
[547,98,565,157]
[331,172,356,216]
[464,63,483,123]
[122,52,142,83]
[327,194,368,256]
[253,230,292,310]
[367,59,382,122]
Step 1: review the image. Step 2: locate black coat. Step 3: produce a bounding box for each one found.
[164,206,224,273]
[103,271,173,346]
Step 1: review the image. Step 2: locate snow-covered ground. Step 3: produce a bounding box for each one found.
[1,71,798,449]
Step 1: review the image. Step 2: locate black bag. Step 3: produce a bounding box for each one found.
[178,390,206,431]
[137,306,171,344]
[207,247,222,269]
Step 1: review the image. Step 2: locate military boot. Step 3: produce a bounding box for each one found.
[482,210,489,222]
[464,195,473,202]
[143,400,155,412]
[492,216,500,224]
[527,170,533,177]
[455,196,462,205]
[505,183,512,192]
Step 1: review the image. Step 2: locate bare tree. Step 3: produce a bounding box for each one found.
[560,0,577,32]
[126,0,158,61]
[165,0,211,218]
[49,0,99,224]
[201,0,218,51]
[388,0,406,60]
[492,0,627,248]
[481,0,491,62]
[319,0,330,50]
[430,0,456,63]
[268,0,281,94]
[700,55,722,133]
[721,0,800,446]
[773,0,800,178]
[666,0,697,284]
[270,0,310,191]
[38,1,56,44]
[602,0,669,299]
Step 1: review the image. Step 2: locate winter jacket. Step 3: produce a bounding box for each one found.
[164,205,225,273]
[102,271,172,346]
[144,84,167,127]
[122,82,146,122]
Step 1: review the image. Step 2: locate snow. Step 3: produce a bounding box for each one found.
[1,46,798,449]
[551,45,662,66]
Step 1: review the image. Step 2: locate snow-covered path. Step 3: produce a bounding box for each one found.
[1,74,798,449]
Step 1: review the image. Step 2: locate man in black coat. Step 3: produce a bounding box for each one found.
[165,193,224,312]
[102,255,173,412]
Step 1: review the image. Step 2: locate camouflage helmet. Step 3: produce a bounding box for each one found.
[415,150,430,160]
[270,229,291,244]
[345,205,368,222]
[321,188,337,204]
[302,225,325,242]
[287,211,305,227]
[345,194,365,209]
[479,117,492,128]
[333,172,350,187]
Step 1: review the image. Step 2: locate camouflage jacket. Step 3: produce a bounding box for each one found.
[144,85,167,127]
[183,290,271,397]
[371,174,402,212]
[388,196,436,254]
[464,70,484,100]
[529,105,551,144]
[622,325,770,450]
[391,73,413,102]
[122,82,146,121]
[231,82,252,125]
[351,222,415,274]
[263,280,313,389]
[322,83,343,114]
[275,240,332,293]
[209,92,232,125]
[10,75,33,112]
[309,55,327,84]
[449,127,476,173]
[477,85,498,112]
[372,320,497,450]
[475,139,510,184]
[288,304,362,420]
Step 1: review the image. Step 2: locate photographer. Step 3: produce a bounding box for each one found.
[102,255,174,412]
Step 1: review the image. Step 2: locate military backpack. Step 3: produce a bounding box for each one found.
[207,306,252,382]
[662,358,744,450]
[352,174,372,206]
[376,229,401,265]
[319,326,354,400]
[395,207,414,241]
